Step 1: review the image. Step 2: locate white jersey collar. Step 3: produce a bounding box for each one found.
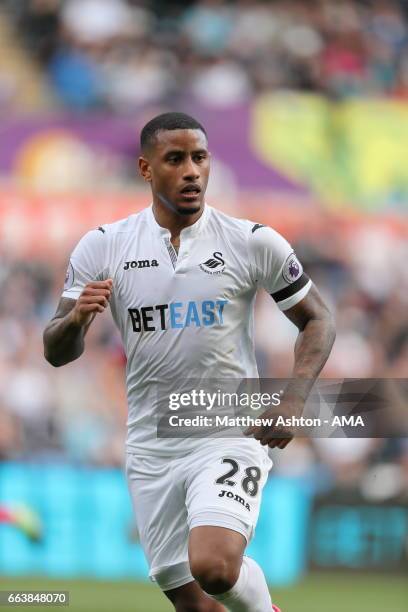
[146,203,211,239]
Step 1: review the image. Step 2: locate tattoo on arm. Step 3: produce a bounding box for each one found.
[43,298,90,367]
[283,284,336,401]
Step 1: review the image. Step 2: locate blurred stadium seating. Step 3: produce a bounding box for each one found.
[0,0,407,595]
[3,0,408,110]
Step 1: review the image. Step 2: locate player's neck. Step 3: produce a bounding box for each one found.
[151,200,204,242]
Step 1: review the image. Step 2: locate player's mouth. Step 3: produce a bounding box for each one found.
[180,184,201,201]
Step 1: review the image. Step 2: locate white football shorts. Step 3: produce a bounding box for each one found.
[125,438,272,592]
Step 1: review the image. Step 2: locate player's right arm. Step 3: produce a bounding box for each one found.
[43,280,112,367]
[43,226,111,367]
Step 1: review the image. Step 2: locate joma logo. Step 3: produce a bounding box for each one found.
[124,259,159,270]
[218,489,250,511]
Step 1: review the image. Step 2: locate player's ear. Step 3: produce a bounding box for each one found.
[138,157,152,182]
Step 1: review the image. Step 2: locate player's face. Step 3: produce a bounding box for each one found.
[139,129,210,216]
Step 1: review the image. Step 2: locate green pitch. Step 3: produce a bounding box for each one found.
[0,574,406,612]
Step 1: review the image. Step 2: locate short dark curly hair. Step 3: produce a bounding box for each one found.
[140,112,207,152]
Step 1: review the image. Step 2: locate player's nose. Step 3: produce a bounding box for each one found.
[182,159,200,181]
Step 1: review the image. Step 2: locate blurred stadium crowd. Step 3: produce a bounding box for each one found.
[0,0,407,502]
[1,0,408,111]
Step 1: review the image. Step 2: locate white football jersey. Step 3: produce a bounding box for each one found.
[62,204,311,456]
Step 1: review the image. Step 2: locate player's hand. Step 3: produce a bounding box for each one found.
[244,396,304,449]
[69,280,113,327]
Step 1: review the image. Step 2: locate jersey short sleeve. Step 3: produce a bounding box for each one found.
[62,227,109,300]
[248,224,312,311]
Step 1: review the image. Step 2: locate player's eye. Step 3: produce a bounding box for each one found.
[194,154,206,163]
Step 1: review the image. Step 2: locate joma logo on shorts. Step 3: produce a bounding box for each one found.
[124,259,159,270]
[218,489,250,511]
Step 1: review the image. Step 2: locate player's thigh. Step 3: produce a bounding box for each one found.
[185,439,272,543]
[188,524,246,589]
[189,525,246,562]
[126,453,190,590]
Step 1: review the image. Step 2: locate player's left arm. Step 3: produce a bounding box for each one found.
[246,283,335,449]
[246,224,336,448]
[283,282,336,408]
